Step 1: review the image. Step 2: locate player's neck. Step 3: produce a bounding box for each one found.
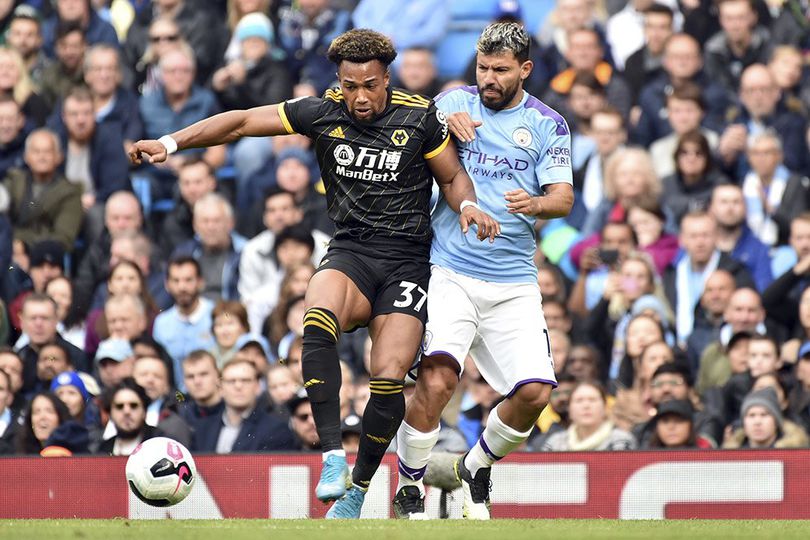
[505,88,525,109]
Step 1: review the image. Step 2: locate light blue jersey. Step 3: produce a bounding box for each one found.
[431,86,573,283]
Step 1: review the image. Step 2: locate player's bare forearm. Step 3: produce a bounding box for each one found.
[506,182,574,219]
[172,105,288,149]
[428,139,500,241]
[129,104,289,164]
[535,183,575,218]
[437,165,477,212]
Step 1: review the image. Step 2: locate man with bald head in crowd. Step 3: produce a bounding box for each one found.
[105,294,149,342]
[697,287,772,393]
[160,158,217,258]
[687,269,737,369]
[718,64,807,178]
[88,231,171,311]
[172,193,247,301]
[85,292,151,360]
[4,128,82,251]
[73,191,146,316]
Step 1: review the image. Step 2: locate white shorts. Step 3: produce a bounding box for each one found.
[421,265,557,396]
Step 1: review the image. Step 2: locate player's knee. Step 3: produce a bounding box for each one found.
[511,382,553,413]
[418,362,459,401]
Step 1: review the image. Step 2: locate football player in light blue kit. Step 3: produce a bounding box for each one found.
[392,22,574,520]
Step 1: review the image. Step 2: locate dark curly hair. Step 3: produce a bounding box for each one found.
[327,29,397,67]
[16,392,71,454]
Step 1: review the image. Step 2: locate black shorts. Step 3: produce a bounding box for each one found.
[315,235,430,326]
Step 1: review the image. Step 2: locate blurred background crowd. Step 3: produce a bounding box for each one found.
[1,0,810,458]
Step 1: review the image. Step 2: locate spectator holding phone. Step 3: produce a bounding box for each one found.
[585,252,672,375]
[569,222,638,318]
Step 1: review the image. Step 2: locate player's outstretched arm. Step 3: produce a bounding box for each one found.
[129,104,290,165]
[429,138,501,242]
[506,182,574,219]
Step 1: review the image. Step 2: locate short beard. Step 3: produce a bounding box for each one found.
[176,295,197,310]
[480,83,520,110]
[718,219,743,232]
[116,425,145,440]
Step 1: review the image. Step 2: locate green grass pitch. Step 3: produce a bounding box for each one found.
[2,520,810,540]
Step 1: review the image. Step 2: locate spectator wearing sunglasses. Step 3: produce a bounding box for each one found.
[287,388,319,452]
[96,377,157,456]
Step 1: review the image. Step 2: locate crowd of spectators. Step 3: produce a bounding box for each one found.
[2,0,810,457]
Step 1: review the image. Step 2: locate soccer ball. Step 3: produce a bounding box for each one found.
[125,437,196,507]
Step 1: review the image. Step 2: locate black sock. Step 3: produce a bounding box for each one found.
[302,307,343,452]
[352,378,406,489]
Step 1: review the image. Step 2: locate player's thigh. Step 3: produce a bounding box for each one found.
[471,284,556,396]
[367,312,424,380]
[420,266,479,374]
[305,268,372,331]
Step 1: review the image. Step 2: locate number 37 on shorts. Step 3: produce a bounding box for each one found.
[393,281,427,312]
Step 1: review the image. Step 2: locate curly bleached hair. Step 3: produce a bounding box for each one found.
[327,29,397,67]
[476,22,531,63]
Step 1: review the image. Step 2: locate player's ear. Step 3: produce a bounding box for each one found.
[520,60,533,81]
[384,69,390,87]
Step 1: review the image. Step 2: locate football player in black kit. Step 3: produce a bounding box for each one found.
[130,29,500,518]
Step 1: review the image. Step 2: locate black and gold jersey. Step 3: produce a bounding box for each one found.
[278,87,449,246]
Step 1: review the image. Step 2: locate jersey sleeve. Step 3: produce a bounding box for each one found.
[277,96,323,137]
[534,117,573,189]
[422,101,451,160]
